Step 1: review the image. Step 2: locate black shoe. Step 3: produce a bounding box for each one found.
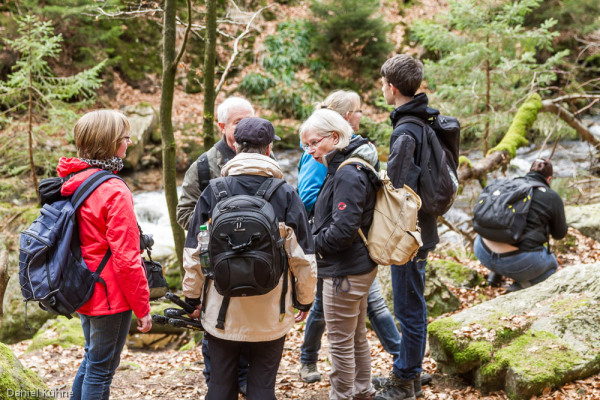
[239,383,247,398]
[486,272,503,287]
[372,376,388,390]
[420,372,432,386]
[373,374,415,400]
[506,282,523,293]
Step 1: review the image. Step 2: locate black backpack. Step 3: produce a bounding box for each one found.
[205,177,287,329]
[472,177,546,244]
[396,115,460,216]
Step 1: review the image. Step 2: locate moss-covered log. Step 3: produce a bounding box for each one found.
[458,94,542,183]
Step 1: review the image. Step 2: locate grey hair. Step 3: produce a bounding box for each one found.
[299,109,353,150]
[316,90,361,119]
[216,97,254,123]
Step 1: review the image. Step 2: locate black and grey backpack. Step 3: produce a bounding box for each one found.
[205,177,288,329]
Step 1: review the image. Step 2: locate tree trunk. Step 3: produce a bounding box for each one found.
[160,0,186,276]
[27,19,39,204]
[0,250,10,327]
[541,100,600,149]
[483,35,491,155]
[202,0,217,150]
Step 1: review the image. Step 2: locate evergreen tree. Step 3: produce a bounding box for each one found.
[310,0,393,82]
[411,0,568,150]
[0,15,105,203]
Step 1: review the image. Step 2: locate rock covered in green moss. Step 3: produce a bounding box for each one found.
[376,264,460,319]
[0,342,49,399]
[1,273,55,344]
[27,316,84,352]
[430,259,483,288]
[428,263,600,400]
[424,265,461,318]
[565,203,600,242]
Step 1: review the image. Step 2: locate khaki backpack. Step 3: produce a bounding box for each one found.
[337,157,423,266]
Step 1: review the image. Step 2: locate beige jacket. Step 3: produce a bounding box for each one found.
[183,153,317,342]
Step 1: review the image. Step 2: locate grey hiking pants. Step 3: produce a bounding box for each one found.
[323,267,378,400]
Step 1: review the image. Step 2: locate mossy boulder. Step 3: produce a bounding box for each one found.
[430,259,483,288]
[425,265,461,318]
[428,263,600,400]
[121,104,159,169]
[376,263,460,318]
[0,342,48,399]
[565,203,600,242]
[27,316,84,352]
[1,272,56,344]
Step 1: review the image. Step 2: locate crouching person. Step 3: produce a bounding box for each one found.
[183,117,317,400]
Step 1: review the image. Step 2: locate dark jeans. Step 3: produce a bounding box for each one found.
[206,334,286,400]
[202,337,249,388]
[300,277,401,365]
[391,249,429,381]
[71,310,132,400]
[474,236,558,286]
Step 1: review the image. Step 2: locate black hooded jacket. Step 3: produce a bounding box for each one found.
[312,137,381,278]
[519,171,567,251]
[389,93,440,250]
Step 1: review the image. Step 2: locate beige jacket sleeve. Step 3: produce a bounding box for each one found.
[182,230,206,299]
[279,223,317,307]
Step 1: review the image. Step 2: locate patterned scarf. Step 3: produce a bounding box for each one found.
[80,156,124,172]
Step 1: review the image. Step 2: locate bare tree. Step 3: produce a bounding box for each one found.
[160,0,192,273]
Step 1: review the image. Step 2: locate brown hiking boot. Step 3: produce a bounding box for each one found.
[373,373,415,400]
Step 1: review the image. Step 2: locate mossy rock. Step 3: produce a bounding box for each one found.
[1,273,56,344]
[565,203,600,242]
[424,265,461,318]
[0,342,48,399]
[430,259,483,288]
[27,316,84,352]
[428,263,600,400]
[376,263,461,319]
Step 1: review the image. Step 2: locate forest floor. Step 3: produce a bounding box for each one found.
[10,228,600,400]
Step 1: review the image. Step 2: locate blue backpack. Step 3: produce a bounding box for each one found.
[19,170,123,318]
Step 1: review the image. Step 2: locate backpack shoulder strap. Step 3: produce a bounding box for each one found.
[210,177,231,202]
[71,170,124,210]
[255,178,286,201]
[337,157,377,174]
[395,115,427,130]
[196,153,211,193]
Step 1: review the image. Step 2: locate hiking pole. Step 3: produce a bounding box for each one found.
[165,292,197,314]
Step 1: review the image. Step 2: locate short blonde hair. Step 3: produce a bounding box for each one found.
[74,110,130,160]
[299,109,353,150]
[317,90,361,118]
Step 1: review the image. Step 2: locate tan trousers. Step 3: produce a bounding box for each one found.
[323,268,378,400]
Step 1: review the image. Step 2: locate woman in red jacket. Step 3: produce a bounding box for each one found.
[59,110,152,400]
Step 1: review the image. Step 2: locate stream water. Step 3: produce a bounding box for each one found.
[134,133,599,260]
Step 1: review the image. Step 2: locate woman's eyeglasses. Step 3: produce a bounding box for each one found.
[302,136,329,152]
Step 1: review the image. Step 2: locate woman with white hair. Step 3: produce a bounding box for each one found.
[299,108,380,400]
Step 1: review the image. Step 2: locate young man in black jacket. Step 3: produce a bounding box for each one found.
[474,158,567,292]
[375,54,439,400]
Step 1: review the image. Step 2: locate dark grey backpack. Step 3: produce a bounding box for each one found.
[473,177,546,244]
[206,177,287,329]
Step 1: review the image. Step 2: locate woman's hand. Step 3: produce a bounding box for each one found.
[137,313,152,333]
[295,310,308,323]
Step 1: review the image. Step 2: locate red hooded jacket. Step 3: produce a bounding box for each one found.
[57,157,150,318]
